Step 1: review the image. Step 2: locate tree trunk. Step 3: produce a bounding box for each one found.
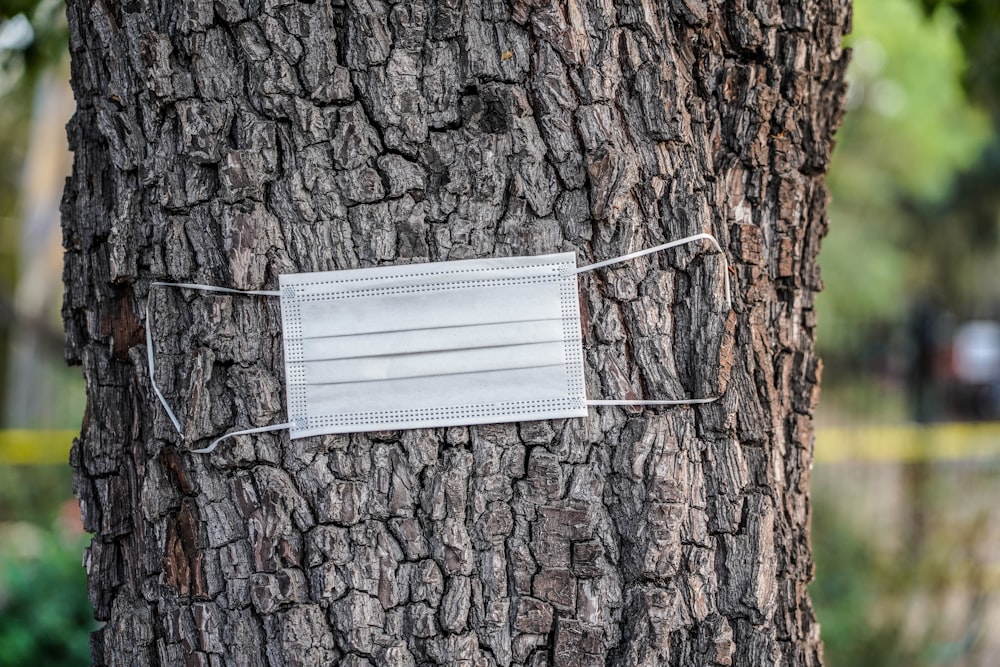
[63,0,849,665]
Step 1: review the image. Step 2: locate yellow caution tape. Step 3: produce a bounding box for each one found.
[815,422,1000,463]
[0,430,77,465]
[1,423,999,465]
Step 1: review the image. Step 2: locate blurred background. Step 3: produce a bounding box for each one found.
[0,0,999,664]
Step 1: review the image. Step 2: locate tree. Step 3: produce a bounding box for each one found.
[63,0,849,665]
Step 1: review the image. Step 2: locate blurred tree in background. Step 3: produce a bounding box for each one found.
[0,0,79,436]
[917,0,1000,311]
[0,3,94,663]
[819,0,994,387]
[814,3,1000,666]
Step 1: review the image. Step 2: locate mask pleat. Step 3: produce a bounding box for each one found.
[295,281,563,340]
[300,319,565,361]
[303,365,577,420]
[303,342,567,384]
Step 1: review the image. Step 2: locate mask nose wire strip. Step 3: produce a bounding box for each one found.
[571,232,732,407]
[146,281,292,455]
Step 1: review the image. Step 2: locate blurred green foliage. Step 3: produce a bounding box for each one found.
[0,466,89,666]
[0,465,73,523]
[0,523,94,667]
[819,0,994,358]
[922,0,1000,118]
[812,459,999,667]
[811,496,923,667]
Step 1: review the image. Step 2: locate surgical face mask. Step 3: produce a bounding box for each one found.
[146,233,731,454]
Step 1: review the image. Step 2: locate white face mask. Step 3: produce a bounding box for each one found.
[146,234,731,454]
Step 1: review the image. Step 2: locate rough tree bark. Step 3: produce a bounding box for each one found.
[63,0,849,665]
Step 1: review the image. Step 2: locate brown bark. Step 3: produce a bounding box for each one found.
[63,0,849,665]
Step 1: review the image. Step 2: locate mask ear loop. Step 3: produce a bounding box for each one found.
[572,232,732,407]
[145,282,294,454]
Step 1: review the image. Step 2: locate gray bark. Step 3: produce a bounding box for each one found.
[63,0,849,665]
